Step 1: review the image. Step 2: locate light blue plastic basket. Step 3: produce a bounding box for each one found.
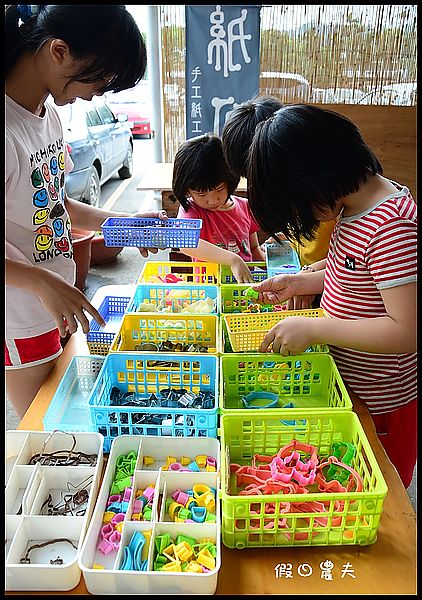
[126,283,220,314]
[43,355,105,433]
[101,216,202,248]
[88,352,219,452]
[265,241,301,277]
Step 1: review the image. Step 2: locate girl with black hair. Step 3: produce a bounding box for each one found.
[247,104,417,488]
[172,133,265,283]
[221,94,337,310]
[5,5,167,418]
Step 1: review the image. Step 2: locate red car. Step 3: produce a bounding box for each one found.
[106,87,153,138]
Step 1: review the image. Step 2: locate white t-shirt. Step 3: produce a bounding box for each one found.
[5,94,76,338]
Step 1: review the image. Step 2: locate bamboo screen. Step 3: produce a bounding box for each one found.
[159,4,417,162]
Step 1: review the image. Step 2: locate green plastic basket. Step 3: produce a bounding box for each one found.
[220,283,286,314]
[219,262,268,285]
[220,353,353,413]
[220,411,388,549]
[222,309,329,353]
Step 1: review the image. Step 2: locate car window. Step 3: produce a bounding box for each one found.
[96,104,116,125]
[86,107,102,127]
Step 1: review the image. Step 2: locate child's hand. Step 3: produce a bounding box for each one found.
[260,233,288,252]
[250,274,297,305]
[32,269,106,337]
[231,256,255,283]
[132,209,168,258]
[259,316,315,355]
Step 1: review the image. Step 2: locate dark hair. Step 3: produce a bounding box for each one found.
[247,104,383,243]
[221,94,284,178]
[171,133,240,210]
[5,5,146,93]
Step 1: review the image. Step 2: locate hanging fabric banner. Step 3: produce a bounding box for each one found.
[185,4,261,139]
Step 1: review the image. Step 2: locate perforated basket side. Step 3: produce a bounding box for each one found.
[87,352,219,451]
[101,217,202,248]
[109,313,220,354]
[219,262,268,284]
[86,295,131,351]
[138,261,219,285]
[43,355,105,432]
[126,283,220,314]
[220,410,388,549]
[220,352,353,412]
[223,309,326,353]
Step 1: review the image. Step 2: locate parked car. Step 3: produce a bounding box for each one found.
[54,97,133,207]
[106,86,153,138]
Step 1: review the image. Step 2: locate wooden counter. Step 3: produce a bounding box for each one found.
[11,329,416,595]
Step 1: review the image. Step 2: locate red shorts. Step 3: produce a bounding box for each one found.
[5,329,62,369]
[371,400,417,489]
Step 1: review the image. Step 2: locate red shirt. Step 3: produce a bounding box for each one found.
[320,183,417,415]
[177,195,260,262]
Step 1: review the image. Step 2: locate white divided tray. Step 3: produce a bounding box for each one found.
[5,430,104,592]
[79,435,221,595]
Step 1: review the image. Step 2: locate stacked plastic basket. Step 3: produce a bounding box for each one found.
[217,262,387,549]
[44,255,387,549]
[45,259,222,453]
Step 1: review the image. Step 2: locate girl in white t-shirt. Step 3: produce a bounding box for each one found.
[5,5,166,418]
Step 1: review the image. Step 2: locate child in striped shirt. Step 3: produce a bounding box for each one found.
[246,104,417,488]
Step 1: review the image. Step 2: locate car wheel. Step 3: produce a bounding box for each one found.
[87,166,101,207]
[118,143,133,179]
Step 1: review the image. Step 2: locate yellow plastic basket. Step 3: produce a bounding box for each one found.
[223,309,328,353]
[138,261,219,285]
[220,410,388,549]
[110,313,221,354]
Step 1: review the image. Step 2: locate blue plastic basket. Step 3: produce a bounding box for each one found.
[101,216,202,248]
[86,295,132,356]
[126,283,220,315]
[43,355,105,433]
[265,241,301,277]
[88,352,219,452]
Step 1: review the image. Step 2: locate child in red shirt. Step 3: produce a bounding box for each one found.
[172,133,265,282]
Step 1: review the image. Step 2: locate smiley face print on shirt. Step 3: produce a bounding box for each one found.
[30,141,72,263]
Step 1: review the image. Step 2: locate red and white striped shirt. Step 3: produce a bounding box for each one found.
[320,183,417,415]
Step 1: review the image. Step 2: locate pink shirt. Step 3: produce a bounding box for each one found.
[177,195,260,261]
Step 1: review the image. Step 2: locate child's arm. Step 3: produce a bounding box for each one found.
[283,258,327,309]
[302,258,327,272]
[181,239,255,283]
[260,282,416,355]
[251,270,325,305]
[250,232,265,261]
[5,259,106,336]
